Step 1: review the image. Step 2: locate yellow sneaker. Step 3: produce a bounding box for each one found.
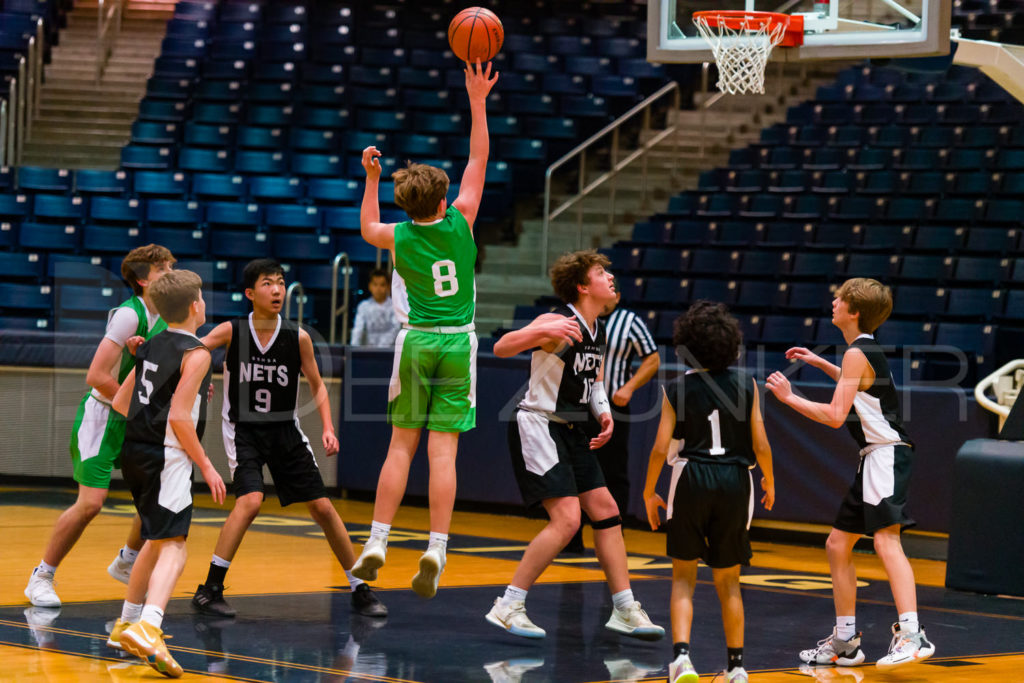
[106,618,129,650]
[120,621,183,678]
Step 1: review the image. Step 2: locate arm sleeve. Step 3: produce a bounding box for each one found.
[629,313,659,357]
[103,307,139,347]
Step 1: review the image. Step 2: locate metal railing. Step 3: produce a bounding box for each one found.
[96,0,126,83]
[540,81,681,275]
[975,359,1024,431]
[284,281,306,325]
[0,19,43,167]
[328,251,353,345]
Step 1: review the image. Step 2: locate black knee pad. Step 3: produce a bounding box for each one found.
[591,515,622,530]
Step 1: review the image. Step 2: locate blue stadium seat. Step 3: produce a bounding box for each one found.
[33,195,85,223]
[933,321,994,359]
[75,169,130,196]
[1001,289,1024,321]
[209,229,271,259]
[945,288,1005,320]
[235,150,288,175]
[898,254,954,282]
[690,278,738,306]
[965,227,1018,253]
[0,282,53,311]
[893,285,947,318]
[176,258,234,287]
[249,176,304,202]
[913,226,965,252]
[845,252,896,279]
[561,95,609,119]
[741,250,792,277]
[89,196,142,225]
[859,224,914,251]
[646,276,692,305]
[58,284,128,315]
[178,147,232,173]
[335,234,382,264]
[121,145,174,171]
[323,206,361,233]
[500,138,546,161]
[308,178,361,205]
[247,104,294,127]
[0,192,32,223]
[17,166,72,194]
[272,232,334,261]
[639,247,684,273]
[264,204,321,232]
[857,169,899,195]
[145,77,192,100]
[209,290,251,319]
[884,197,930,223]
[83,225,145,253]
[205,202,261,229]
[145,227,207,257]
[768,169,809,193]
[184,122,233,147]
[688,248,740,276]
[133,170,188,198]
[147,198,202,227]
[190,173,247,201]
[247,81,294,104]
[192,102,240,125]
[758,315,816,346]
[291,153,343,177]
[955,254,1009,282]
[290,127,339,152]
[879,320,935,347]
[813,223,859,249]
[713,221,759,246]
[0,251,45,281]
[780,282,829,312]
[761,222,807,247]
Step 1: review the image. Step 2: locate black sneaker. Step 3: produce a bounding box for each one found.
[191,584,237,618]
[351,583,388,617]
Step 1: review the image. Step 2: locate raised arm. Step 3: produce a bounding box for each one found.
[766,347,870,429]
[453,60,499,231]
[750,378,774,511]
[360,146,396,250]
[299,328,339,457]
[492,313,582,358]
[642,391,676,530]
[786,346,840,382]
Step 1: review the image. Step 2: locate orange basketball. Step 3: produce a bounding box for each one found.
[448,7,504,63]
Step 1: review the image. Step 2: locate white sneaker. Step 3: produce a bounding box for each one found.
[24,606,60,647]
[604,601,665,641]
[483,658,544,683]
[668,653,699,683]
[799,628,865,666]
[351,536,387,582]
[798,663,866,682]
[25,568,61,608]
[107,552,134,584]
[725,667,749,682]
[485,598,546,639]
[875,622,935,669]
[411,545,446,599]
[604,657,661,682]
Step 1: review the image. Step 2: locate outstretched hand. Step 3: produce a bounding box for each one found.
[765,371,792,402]
[361,146,382,180]
[540,315,583,347]
[464,59,498,101]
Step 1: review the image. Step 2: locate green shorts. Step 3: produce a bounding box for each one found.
[387,327,477,433]
[69,393,127,488]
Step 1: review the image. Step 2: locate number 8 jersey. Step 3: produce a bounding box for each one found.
[664,368,757,467]
[392,205,477,327]
[224,314,302,424]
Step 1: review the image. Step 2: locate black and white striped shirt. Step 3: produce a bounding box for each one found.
[602,308,658,394]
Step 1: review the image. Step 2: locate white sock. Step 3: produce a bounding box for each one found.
[141,605,164,630]
[369,521,391,543]
[898,611,920,634]
[121,601,143,623]
[500,585,528,606]
[36,560,57,576]
[345,570,364,590]
[211,554,231,569]
[427,532,448,552]
[120,546,140,563]
[836,616,856,641]
[611,589,635,612]
[342,635,360,659]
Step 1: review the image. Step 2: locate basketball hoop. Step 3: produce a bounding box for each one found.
[693,11,804,95]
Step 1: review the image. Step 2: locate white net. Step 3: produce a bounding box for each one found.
[693,13,789,95]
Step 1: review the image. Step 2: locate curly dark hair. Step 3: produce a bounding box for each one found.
[549,249,611,304]
[672,300,742,372]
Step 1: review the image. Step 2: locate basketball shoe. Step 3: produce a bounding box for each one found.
[25,568,60,608]
[106,618,129,650]
[604,601,665,641]
[799,628,866,666]
[875,622,935,669]
[485,598,546,639]
[24,606,60,648]
[725,667,749,682]
[483,658,544,683]
[668,653,699,683]
[108,551,134,584]
[352,536,387,582]
[191,583,236,617]
[798,663,865,682]
[411,545,445,599]
[351,583,389,617]
[120,621,183,678]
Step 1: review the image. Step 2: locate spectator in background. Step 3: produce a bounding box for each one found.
[352,268,400,348]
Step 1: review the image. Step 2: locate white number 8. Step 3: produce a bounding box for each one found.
[431,259,459,298]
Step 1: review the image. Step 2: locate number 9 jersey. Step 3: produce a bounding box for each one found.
[391,205,477,328]
[224,314,302,424]
[664,368,757,467]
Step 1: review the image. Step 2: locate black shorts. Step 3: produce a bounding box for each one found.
[225,422,327,506]
[834,444,916,536]
[508,410,608,508]
[666,461,753,568]
[121,440,194,541]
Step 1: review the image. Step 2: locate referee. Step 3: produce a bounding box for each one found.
[598,291,661,519]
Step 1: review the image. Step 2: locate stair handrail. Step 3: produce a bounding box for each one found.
[4,65,20,166]
[540,81,681,275]
[285,281,306,326]
[329,251,352,345]
[974,359,1024,430]
[0,99,6,166]
[96,0,126,83]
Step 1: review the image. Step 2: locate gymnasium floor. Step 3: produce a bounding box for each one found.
[3,486,1023,682]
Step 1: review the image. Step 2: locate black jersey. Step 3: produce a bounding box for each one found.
[664,368,757,467]
[518,303,606,423]
[845,335,913,449]
[125,328,211,447]
[224,313,302,424]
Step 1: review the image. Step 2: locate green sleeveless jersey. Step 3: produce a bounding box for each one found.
[393,205,477,327]
[115,296,167,382]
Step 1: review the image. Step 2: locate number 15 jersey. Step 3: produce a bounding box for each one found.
[392,205,477,327]
[224,313,302,424]
[664,368,757,467]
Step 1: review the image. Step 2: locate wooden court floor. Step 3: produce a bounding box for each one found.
[3,485,1024,682]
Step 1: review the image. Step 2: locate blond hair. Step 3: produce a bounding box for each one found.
[392,162,449,221]
[121,244,176,295]
[149,269,202,323]
[836,277,892,333]
[549,250,612,304]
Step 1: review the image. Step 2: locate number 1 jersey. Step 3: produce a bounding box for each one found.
[224,314,302,424]
[664,368,757,467]
[392,205,477,327]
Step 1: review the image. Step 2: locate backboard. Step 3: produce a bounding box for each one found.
[647,0,952,63]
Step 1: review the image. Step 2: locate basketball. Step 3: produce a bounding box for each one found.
[448,7,504,63]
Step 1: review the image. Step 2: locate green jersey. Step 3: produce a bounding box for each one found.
[115,295,167,382]
[392,205,477,327]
